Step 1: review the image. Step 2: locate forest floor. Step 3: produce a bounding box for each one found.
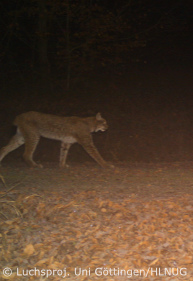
[1,161,193,280]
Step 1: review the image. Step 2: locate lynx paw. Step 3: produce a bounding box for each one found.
[59,164,70,169]
[102,162,115,169]
[30,163,43,169]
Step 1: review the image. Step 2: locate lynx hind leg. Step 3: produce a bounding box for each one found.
[0,130,25,165]
[22,133,42,168]
[59,143,71,168]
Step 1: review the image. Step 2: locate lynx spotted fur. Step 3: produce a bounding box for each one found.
[0,111,113,168]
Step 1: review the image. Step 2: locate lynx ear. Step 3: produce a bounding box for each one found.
[96,112,102,120]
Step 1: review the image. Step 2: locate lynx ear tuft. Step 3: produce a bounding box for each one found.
[96,112,102,120]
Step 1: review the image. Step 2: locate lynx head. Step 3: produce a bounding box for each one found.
[94,113,108,132]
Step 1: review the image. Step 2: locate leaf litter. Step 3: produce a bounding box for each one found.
[1,187,193,281]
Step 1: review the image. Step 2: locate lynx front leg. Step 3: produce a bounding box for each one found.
[59,142,71,168]
[0,132,25,165]
[79,137,113,168]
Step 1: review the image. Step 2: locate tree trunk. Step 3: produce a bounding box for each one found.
[66,0,71,90]
[37,0,50,89]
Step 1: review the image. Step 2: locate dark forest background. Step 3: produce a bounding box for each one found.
[0,0,193,165]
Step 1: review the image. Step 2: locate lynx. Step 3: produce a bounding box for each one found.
[0,111,114,168]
